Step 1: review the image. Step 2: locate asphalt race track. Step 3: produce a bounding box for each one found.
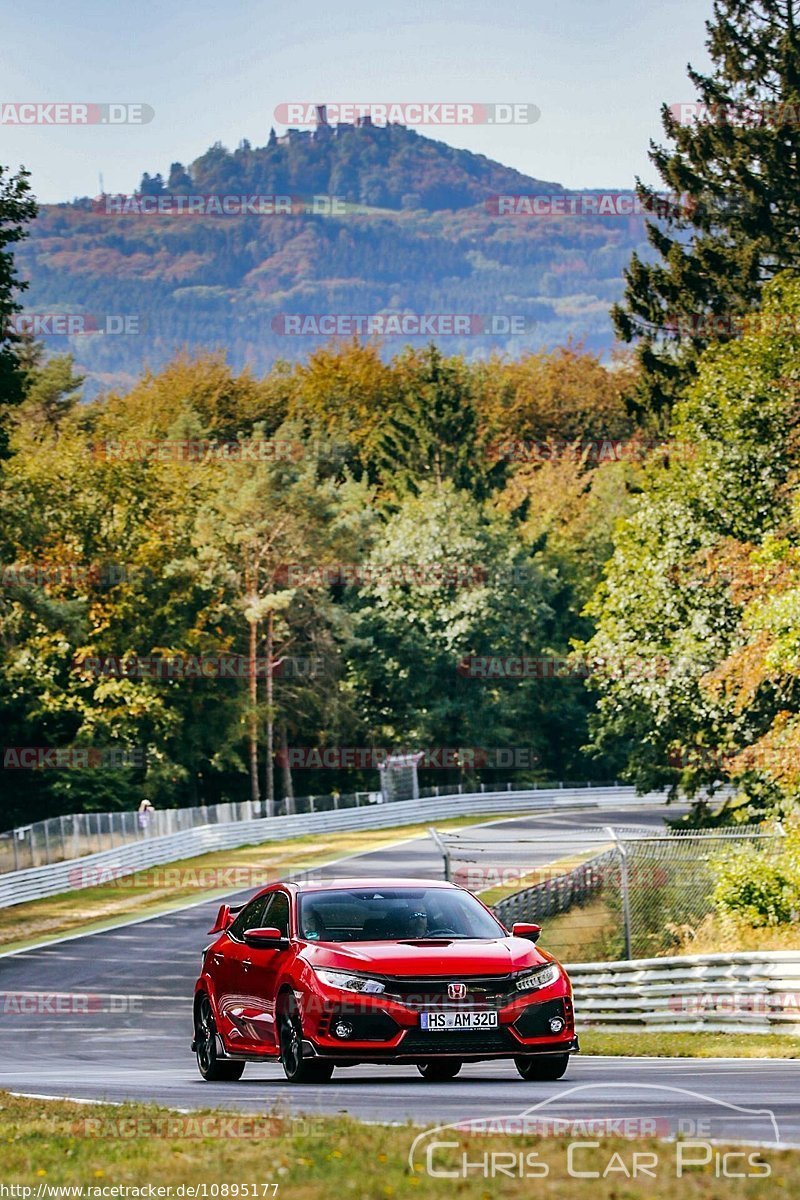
[0,802,797,1146]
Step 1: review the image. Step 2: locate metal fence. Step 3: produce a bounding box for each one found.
[0,785,660,910]
[493,848,619,927]
[433,819,785,961]
[0,779,619,874]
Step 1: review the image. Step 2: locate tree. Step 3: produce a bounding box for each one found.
[192,423,371,813]
[0,164,38,457]
[343,481,584,782]
[613,0,800,416]
[585,273,800,816]
[373,345,494,498]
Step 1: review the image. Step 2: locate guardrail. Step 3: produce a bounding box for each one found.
[567,951,800,1034]
[0,779,622,873]
[494,848,619,927]
[0,785,664,909]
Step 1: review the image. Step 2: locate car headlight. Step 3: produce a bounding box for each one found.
[515,963,560,992]
[314,968,386,995]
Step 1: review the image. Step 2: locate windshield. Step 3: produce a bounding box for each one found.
[298,887,504,942]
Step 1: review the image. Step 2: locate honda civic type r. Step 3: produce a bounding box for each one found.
[192,878,578,1083]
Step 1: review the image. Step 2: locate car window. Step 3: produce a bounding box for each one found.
[264,890,290,937]
[298,888,504,941]
[228,893,268,941]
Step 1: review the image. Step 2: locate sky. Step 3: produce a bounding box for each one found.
[1,0,715,204]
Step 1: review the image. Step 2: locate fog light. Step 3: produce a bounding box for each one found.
[549,1016,565,1033]
[333,1019,354,1039]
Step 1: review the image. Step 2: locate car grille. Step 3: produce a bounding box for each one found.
[381,974,515,1009]
[399,1027,513,1055]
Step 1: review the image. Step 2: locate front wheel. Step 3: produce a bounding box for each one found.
[417,1059,463,1081]
[278,1001,335,1083]
[514,1053,569,1081]
[195,996,245,1081]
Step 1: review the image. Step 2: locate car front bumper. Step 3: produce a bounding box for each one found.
[300,989,578,1062]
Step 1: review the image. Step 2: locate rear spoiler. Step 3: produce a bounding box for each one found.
[207,902,244,935]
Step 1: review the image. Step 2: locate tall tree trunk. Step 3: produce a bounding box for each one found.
[265,608,275,817]
[247,613,260,811]
[280,721,295,814]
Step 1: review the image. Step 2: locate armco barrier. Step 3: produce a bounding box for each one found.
[494,848,619,927]
[567,951,800,1034]
[0,786,665,909]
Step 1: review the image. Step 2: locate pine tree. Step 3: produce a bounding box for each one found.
[375,344,491,497]
[0,164,37,456]
[613,0,800,417]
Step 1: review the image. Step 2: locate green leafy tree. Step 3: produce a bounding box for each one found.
[191,423,372,812]
[342,481,594,781]
[585,273,800,813]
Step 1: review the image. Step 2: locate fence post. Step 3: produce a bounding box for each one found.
[607,826,632,959]
[427,827,451,881]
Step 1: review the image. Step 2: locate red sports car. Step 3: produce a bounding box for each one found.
[192,877,577,1083]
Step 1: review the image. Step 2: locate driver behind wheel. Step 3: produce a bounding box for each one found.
[407,909,428,937]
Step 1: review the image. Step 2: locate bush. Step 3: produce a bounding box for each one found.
[711,822,800,927]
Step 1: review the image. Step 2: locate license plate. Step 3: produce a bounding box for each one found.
[420,1011,498,1030]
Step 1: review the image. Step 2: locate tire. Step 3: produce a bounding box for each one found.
[278,999,335,1084]
[195,995,246,1082]
[417,1059,463,1082]
[514,1053,569,1081]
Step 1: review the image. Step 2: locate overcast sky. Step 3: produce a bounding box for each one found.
[1,0,714,204]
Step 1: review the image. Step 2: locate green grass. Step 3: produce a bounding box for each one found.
[0,1091,795,1199]
[579,1029,800,1058]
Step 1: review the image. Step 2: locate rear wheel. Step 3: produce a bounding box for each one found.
[514,1053,569,1081]
[278,999,335,1084]
[417,1059,463,1081]
[195,996,245,1082]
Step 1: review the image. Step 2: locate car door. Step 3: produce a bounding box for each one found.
[214,892,269,1047]
[234,889,292,1052]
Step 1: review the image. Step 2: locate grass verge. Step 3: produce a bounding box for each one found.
[579,1028,799,1058]
[0,1091,795,1198]
[474,848,604,907]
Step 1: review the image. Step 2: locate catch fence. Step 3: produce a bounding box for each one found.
[431,822,786,960]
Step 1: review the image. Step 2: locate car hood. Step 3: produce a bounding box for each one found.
[301,937,553,977]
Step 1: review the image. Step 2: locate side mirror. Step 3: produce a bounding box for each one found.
[243,926,288,949]
[208,904,234,935]
[512,922,541,943]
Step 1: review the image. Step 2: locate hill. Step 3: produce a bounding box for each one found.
[16,121,650,394]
